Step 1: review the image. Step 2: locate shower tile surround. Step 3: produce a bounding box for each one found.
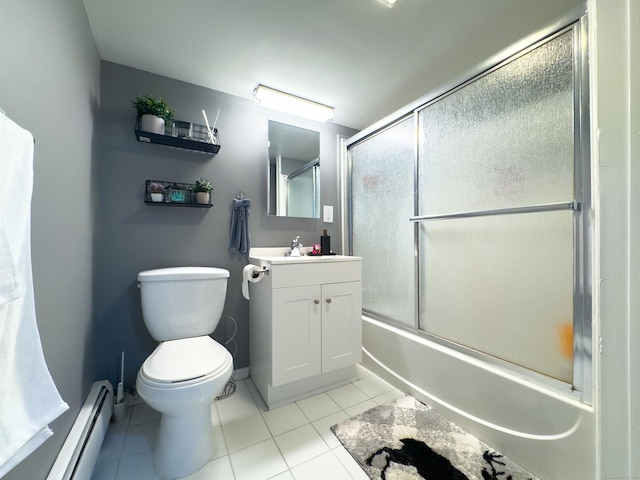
[91,366,402,480]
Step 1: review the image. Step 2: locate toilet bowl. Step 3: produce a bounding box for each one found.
[135,267,232,478]
[137,336,232,478]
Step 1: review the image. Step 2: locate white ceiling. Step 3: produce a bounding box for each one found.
[82,0,584,130]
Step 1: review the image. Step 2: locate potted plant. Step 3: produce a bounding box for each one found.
[194,177,213,204]
[148,182,164,202]
[131,93,175,135]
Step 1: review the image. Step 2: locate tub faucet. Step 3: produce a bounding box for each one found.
[290,235,302,256]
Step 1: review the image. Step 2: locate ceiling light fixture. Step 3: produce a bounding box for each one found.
[377,0,397,7]
[253,84,334,123]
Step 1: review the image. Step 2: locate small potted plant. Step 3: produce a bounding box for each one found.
[148,182,165,202]
[131,93,175,135]
[194,177,213,204]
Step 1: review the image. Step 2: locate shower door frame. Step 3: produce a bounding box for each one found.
[345,13,592,404]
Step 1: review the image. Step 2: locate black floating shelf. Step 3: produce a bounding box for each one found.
[135,118,221,155]
[144,180,213,208]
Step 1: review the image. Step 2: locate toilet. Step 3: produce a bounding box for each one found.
[136,266,233,479]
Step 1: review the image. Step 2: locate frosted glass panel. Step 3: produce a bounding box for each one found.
[419,31,574,215]
[419,211,574,382]
[351,118,415,327]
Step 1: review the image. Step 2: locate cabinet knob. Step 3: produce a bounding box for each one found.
[314,299,320,304]
[326,298,332,304]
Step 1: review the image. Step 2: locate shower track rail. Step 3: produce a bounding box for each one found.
[409,200,580,222]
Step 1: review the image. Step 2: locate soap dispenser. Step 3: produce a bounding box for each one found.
[320,229,331,255]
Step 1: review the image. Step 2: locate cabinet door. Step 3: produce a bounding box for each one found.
[321,281,362,372]
[272,285,322,386]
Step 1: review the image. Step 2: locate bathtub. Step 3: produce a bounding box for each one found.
[361,316,596,479]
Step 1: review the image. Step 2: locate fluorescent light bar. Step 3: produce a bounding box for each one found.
[254,84,334,123]
[377,0,397,7]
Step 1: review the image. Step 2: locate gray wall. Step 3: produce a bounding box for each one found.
[95,62,357,390]
[0,1,100,479]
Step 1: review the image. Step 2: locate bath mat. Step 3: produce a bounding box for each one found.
[331,395,537,480]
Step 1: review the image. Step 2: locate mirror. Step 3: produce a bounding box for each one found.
[268,121,320,218]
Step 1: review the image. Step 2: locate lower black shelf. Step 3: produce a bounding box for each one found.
[144,200,212,208]
[144,180,212,208]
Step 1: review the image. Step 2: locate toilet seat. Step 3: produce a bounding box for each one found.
[140,336,231,387]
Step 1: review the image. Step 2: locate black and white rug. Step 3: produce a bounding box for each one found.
[331,395,537,480]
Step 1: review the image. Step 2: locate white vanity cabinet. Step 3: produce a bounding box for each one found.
[272,280,361,386]
[248,251,362,409]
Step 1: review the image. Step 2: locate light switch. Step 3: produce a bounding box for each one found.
[323,205,334,223]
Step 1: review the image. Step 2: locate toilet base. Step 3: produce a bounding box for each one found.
[153,406,215,478]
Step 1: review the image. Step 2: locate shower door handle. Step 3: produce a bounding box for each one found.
[409,201,579,222]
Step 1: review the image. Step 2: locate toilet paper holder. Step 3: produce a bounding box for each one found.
[251,266,269,278]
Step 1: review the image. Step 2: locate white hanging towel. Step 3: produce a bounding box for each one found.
[0,114,68,477]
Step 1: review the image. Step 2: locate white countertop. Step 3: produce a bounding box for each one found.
[249,247,361,265]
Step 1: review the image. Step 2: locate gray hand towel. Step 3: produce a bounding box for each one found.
[229,198,251,254]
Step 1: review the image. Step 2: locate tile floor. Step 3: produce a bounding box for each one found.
[91,365,403,480]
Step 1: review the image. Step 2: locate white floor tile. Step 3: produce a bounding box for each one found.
[269,472,294,480]
[112,404,132,426]
[326,384,369,409]
[244,377,258,394]
[233,378,257,397]
[372,389,404,406]
[295,393,341,422]
[216,392,259,424]
[251,391,269,412]
[178,455,235,480]
[122,419,158,454]
[211,425,228,460]
[352,374,395,398]
[290,451,352,480]
[333,446,369,480]
[344,399,377,418]
[228,379,247,398]
[262,403,309,436]
[311,411,349,449]
[93,366,399,480]
[223,413,272,453]
[95,421,127,465]
[229,439,288,480]
[90,459,118,480]
[354,364,373,379]
[274,424,330,469]
[116,450,162,480]
[129,403,160,426]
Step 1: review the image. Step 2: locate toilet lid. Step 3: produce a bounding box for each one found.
[142,336,230,383]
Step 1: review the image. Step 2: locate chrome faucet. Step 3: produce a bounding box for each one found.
[290,235,302,256]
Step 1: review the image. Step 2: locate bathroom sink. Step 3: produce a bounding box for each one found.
[249,247,359,265]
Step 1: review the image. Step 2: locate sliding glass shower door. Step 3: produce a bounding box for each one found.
[348,21,590,390]
[417,29,576,383]
[351,116,415,328]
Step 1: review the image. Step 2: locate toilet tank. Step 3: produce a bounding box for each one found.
[137,267,229,341]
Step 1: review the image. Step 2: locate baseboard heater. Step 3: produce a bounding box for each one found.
[47,381,114,480]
